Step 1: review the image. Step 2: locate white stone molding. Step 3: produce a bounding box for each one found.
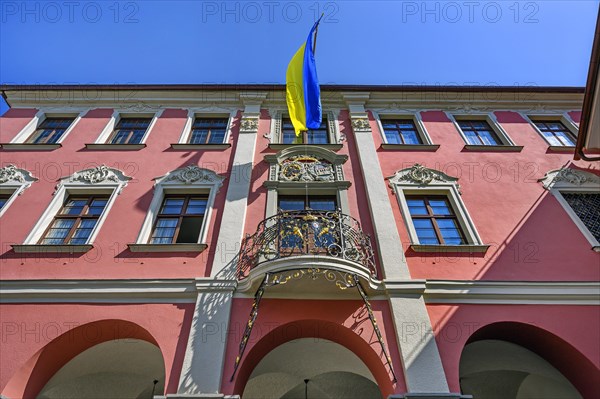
[388,164,484,246]
[0,165,38,217]
[8,110,85,144]
[176,108,238,144]
[539,167,600,248]
[22,166,131,245]
[133,165,225,246]
[93,109,163,144]
[446,111,517,146]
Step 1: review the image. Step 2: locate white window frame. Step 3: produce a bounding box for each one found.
[22,166,131,245]
[176,109,237,144]
[0,165,38,217]
[94,110,163,144]
[447,112,516,146]
[539,168,600,249]
[9,110,85,144]
[523,113,579,147]
[388,164,484,246]
[133,166,225,247]
[372,111,434,145]
[268,109,341,144]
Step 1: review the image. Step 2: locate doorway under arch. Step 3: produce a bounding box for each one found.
[37,339,165,399]
[242,338,382,399]
[459,321,598,398]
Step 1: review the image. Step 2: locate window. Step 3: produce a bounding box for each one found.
[381,119,423,145]
[561,193,600,242]
[405,195,466,245]
[39,196,109,245]
[27,117,75,144]
[109,118,152,144]
[456,120,502,146]
[150,195,208,244]
[278,195,338,250]
[388,164,486,250]
[532,120,577,147]
[0,194,11,210]
[282,117,330,144]
[189,118,229,144]
[278,195,337,211]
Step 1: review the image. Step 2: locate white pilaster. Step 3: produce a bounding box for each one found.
[342,93,451,394]
[177,93,267,395]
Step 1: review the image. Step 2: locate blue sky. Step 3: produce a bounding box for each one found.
[1,1,598,115]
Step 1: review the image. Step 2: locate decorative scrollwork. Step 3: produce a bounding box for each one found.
[240,117,259,131]
[0,165,37,186]
[237,209,377,279]
[388,164,460,193]
[279,155,335,182]
[351,118,371,131]
[538,168,600,189]
[166,165,221,184]
[69,165,123,185]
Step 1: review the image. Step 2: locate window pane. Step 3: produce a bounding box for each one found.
[429,199,452,215]
[478,131,499,145]
[69,219,97,244]
[307,130,329,144]
[186,198,208,215]
[0,196,9,209]
[190,130,209,144]
[385,131,402,144]
[176,217,203,243]
[87,199,108,215]
[401,131,421,145]
[41,219,76,244]
[556,132,575,146]
[407,199,427,215]
[413,219,439,244]
[161,198,185,214]
[61,199,87,215]
[279,198,306,211]
[309,198,337,211]
[150,218,178,243]
[542,132,562,146]
[437,219,464,245]
[562,193,600,241]
[464,131,480,145]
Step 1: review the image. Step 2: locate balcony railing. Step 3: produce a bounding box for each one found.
[237,209,377,279]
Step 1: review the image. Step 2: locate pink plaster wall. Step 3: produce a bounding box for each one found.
[1,108,239,280]
[426,304,600,396]
[0,302,194,397]
[222,298,405,397]
[371,110,599,281]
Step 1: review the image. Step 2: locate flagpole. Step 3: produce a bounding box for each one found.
[312,13,324,55]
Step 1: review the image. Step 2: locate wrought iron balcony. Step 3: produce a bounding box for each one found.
[237,209,377,279]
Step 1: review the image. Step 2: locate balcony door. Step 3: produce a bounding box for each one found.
[277,195,338,253]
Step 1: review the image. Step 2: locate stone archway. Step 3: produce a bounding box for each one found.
[459,322,599,398]
[232,319,395,398]
[243,338,382,399]
[2,319,165,399]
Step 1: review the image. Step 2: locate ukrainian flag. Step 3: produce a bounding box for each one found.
[286,16,323,135]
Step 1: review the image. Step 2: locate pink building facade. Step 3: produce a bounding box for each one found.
[0,85,598,399]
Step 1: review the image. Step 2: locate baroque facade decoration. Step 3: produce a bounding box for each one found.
[539,167,600,189]
[163,165,224,186]
[0,164,37,189]
[55,165,132,194]
[278,155,335,182]
[388,163,460,188]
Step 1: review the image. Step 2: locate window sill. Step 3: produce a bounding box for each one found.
[128,243,208,253]
[547,145,575,152]
[12,244,93,254]
[380,144,440,151]
[85,143,146,150]
[268,143,343,151]
[462,145,523,152]
[410,244,490,253]
[170,143,231,150]
[1,143,61,151]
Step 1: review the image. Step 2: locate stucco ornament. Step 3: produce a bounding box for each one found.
[0,165,38,192]
[387,164,460,193]
[240,117,259,131]
[55,165,132,194]
[351,118,370,131]
[166,165,223,185]
[279,155,335,182]
[70,165,122,184]
[539,168,600,189]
